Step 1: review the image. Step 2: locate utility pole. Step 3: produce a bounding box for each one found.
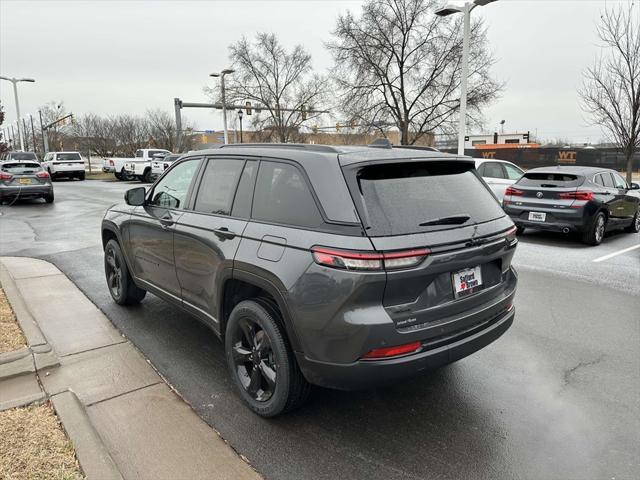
[30,114,37,154]
[174,98,183,152]
[209,69,235,144]
[22,118,29,151]
[38,110,48,153]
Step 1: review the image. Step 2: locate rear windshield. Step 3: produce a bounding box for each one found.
[2,162,42,173]
[352,161,505,236]
[9,153,38,161]
[518,172,582,188]
[57,153,82,161]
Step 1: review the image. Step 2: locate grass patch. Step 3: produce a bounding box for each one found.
[84,171,118,181]
[0,404,84,480]
[0,287,26,354]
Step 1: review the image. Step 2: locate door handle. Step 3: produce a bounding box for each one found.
[214,227,236,239]
[159,213,174,228]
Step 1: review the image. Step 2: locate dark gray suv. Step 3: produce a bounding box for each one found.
[102,144,518,416]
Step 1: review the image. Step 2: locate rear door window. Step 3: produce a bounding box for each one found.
[351,161,505,236]
[601,173,615,188]
[482,162,506,179]
[518,172,582,188]
[252,161,323,228]
[193,158,244,215]
[611,173,627,189]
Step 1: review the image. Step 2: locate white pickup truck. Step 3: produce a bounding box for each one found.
[124,149,171,183]
[103,149,170,182]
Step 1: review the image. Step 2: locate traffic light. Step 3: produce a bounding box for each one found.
[245,101,252,115]
[349,119,356,129]
[301,105,307,121]
[336,122,341,132]
[312,125,318,134]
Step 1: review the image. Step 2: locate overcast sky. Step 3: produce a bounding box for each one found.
[1,0,634,144]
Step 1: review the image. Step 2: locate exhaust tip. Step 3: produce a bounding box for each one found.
[562,227,570,234]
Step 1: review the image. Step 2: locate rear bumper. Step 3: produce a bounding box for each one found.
[298,307,514,390]
[504,205,592,232]
[51,164,84,172]
[102,166,115,173]
[0,185,53,198]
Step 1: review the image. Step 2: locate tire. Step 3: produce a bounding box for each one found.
[142,168,153,184]
[78,172,85,181]
[48,168,55,181]
[625,207,640,233]
[114,172,122,180]
[44,192,54,203]
[516,226,525,236]
[120,168,135,182]
[104,239,146,305]
[582,211,607,246]
[225,299,310,417]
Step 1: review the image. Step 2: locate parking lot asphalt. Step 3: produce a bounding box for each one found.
[1,179,639,480]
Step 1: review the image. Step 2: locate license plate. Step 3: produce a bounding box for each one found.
[528,212,546,222]
[19,178,32,185]
[452,266,483,298]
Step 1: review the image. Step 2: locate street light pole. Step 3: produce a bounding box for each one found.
[0,76,35,151]
[38,109,48,154]
[436,0,498,155]
[30,114,37,154]
[209,69,235,144]
[238,109,244,143]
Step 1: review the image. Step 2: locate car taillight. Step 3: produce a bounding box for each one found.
[109,159,114,166]
[311,247,430,271]
[36,171,49,178]
[0,172,12,180]
[559,190,594,201]
[362,341,422,360]
[505,186,524,196]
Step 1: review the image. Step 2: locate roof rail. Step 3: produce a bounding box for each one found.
[219,143,342,153]
[395,145,440,152]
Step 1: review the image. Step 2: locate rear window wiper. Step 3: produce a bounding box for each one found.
[419,214,471,227]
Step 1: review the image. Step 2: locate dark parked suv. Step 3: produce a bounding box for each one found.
[102,144,518,416]
[503,166,640,245]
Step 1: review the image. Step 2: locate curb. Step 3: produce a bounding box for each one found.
[0,263,60,381]
[51,390,124,480]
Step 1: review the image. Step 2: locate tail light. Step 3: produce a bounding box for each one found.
[559,190,593,201]
[505,186,524,196]
[311,247,430,271]
[109,159,114,166]
[362,341,422,360]
[0,172,12,180]
[36,171,50,179]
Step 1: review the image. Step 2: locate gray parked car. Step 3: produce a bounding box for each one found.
[0,160,54,204]
[101,144,518,416]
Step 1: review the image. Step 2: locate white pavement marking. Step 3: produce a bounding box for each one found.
[592,243,640,263]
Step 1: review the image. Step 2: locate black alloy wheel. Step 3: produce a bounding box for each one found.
[104,239,146,305]
[230,317,278,402]
[225,299,310,417]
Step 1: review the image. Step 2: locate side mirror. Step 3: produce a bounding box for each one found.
[125,187,146,206]
[630,182,640,190]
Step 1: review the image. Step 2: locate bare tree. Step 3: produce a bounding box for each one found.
[0,102,9,155]
[205,33,329,143]
[580,5,640,184]
[39,101,69,150]
[328,0,502,145]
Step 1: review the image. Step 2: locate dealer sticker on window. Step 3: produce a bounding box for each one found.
[453,266,483,298]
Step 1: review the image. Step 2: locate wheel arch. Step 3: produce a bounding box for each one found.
[219,271,303,353]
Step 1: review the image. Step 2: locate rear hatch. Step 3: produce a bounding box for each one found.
[504,172,584,216]
[1,162,48,186]
[53,153,83,166]
[341,158,517,332]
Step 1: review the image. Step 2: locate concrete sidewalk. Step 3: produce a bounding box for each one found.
[0,256,260,480]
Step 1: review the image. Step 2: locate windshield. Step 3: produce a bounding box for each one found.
[2,162,42,173]
[9,153,38,161]
[57,153,82,161]
[352,161,505,236]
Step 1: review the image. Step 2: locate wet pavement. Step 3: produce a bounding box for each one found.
[1,179,639,479]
